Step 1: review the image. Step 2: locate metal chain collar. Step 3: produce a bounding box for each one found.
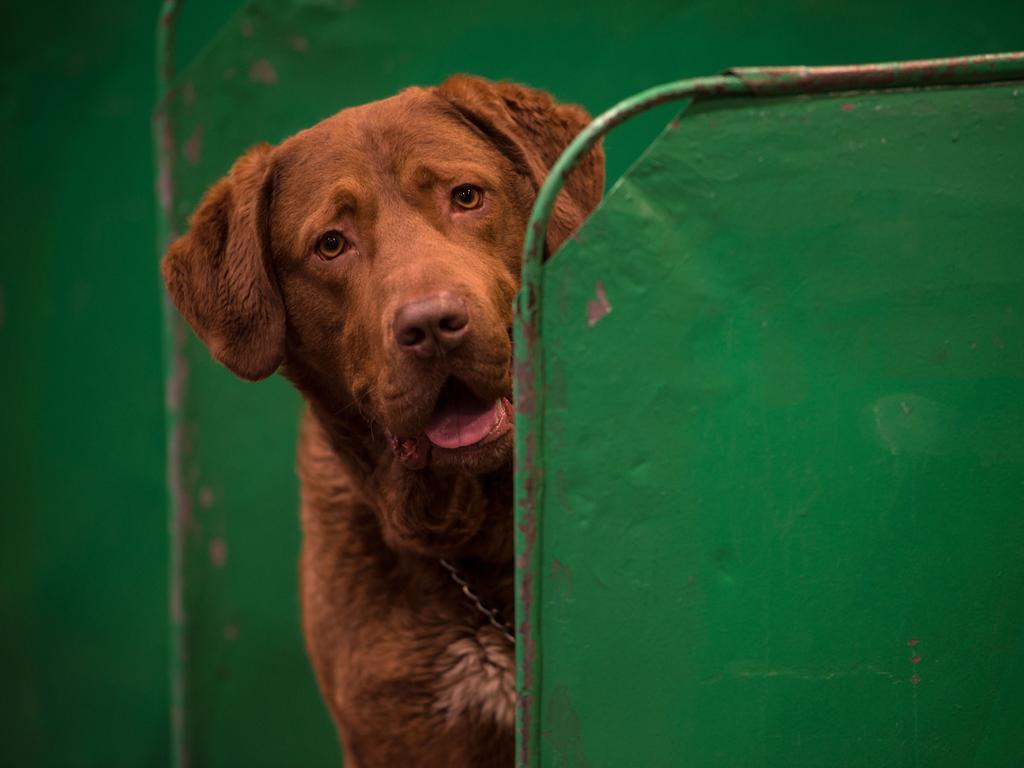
[439,558,515,645]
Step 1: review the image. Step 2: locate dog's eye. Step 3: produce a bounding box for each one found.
[451,185,483,211]
[316,231,347,259]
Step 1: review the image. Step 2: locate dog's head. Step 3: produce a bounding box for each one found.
[163,76,603,543]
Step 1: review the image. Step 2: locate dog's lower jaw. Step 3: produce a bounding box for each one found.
[305,399,513,562]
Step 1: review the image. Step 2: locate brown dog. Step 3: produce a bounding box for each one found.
[162,76,603,767]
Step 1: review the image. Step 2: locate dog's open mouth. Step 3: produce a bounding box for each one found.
[425,378,509,449]
[386,377,513,469]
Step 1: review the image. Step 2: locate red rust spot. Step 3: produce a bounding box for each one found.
[157,164,173,210]
[840,102,857,112]
[911,654,921,665]
[514,361,535,416]
[249,58,278,85]
[198,486,215,509]
[177,500,193,529]
[518,502,538,553]
[290,35,309,52]
[224,624,238,642]
[183,124,203,167]
[209,537,227,568]
[240,18,254,37]
[551,559,574,598]
[911,674,921,685]
[518,568,536,760]
[908,638,919,647]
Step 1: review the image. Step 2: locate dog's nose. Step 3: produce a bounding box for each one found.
[393,293,470,358]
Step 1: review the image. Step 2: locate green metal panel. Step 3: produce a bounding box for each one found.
[520,69,1024,765]
[0,2,252,765]
[0,3,175,765]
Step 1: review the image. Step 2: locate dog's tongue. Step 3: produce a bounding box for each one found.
[425,382,501,449]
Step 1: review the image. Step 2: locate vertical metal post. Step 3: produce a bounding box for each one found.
[154,3,187,767]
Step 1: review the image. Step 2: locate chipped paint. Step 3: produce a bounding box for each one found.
[586,281,612,327]
[730,52,1024,96]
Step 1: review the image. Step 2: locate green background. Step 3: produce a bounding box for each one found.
[1,1,1022,765]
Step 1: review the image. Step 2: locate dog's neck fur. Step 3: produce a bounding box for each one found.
[291,363,515,567]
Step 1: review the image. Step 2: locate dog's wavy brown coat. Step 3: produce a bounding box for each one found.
[163,76,603,767]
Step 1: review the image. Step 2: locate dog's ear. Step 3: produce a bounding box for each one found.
[437,75,605,254]
[161,143,284,381]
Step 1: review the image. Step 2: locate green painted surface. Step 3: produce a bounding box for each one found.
[0,1,247,765]
[4,1,1015,766]
[537,82,1024,765]
[0,0,233,764]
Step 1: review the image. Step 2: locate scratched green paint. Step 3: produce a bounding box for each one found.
[537,82,1024,766]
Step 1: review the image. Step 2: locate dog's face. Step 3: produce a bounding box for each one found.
[272,88,532,475]
[163,76,603,501]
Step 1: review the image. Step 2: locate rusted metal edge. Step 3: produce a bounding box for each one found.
[154,2,187,767]
[513,50,1024,767]
[730,51,1024,96]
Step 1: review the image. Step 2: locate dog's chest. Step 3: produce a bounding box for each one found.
[323,543,517,733]
[433,625,515,730]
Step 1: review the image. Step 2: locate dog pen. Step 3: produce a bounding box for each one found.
[155,2,1024,765]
